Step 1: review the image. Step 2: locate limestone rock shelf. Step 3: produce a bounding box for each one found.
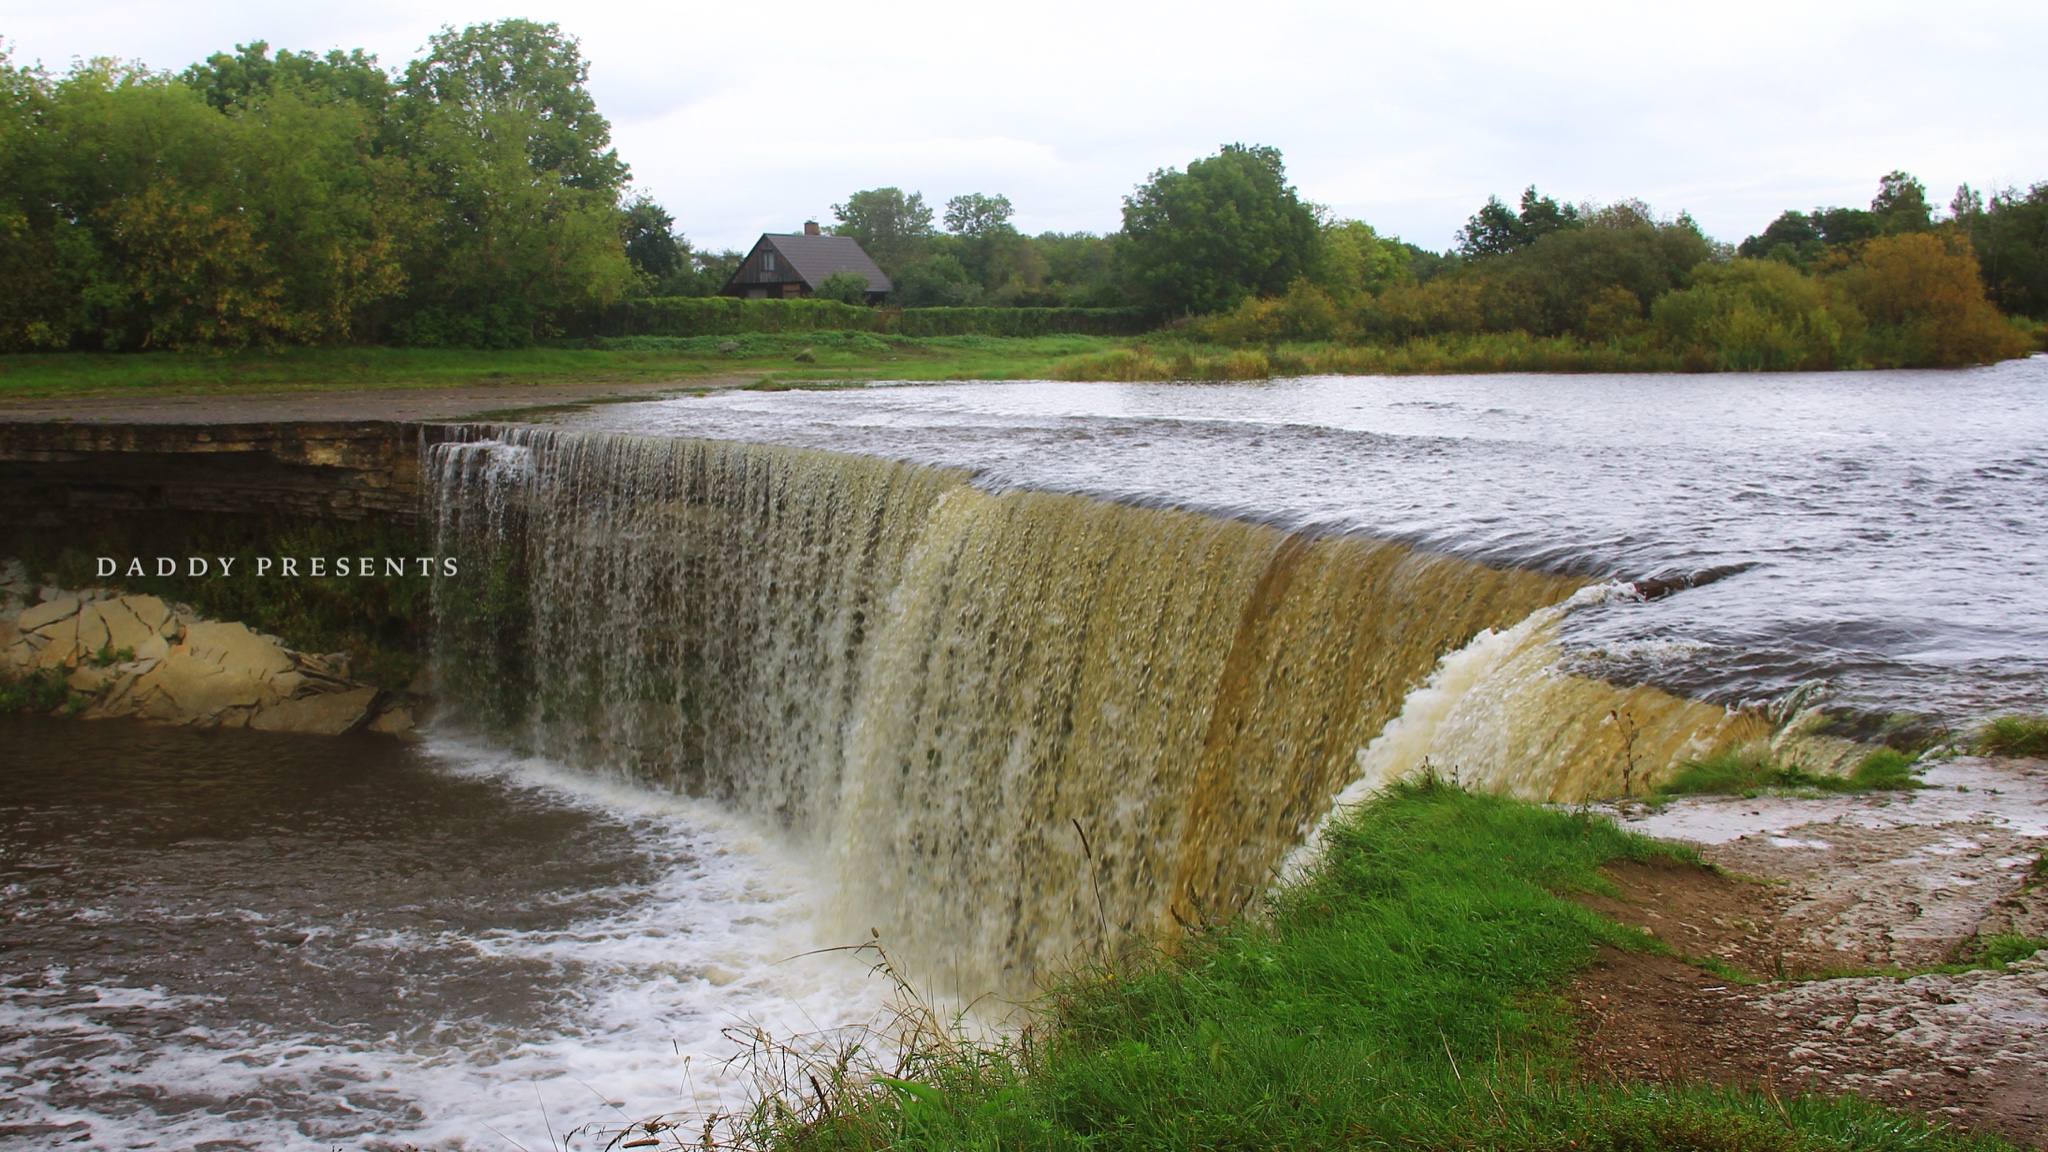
[2,565,413,738]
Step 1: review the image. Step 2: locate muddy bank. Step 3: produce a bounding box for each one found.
[1575,756,2048,1146]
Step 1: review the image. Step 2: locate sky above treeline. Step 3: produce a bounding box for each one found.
[2,0,2042,253]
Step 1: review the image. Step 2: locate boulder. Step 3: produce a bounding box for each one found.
[131,652,268,722]
[94,599,157,654]
[251,686,379,736]
[74,606,111,656]
[121,595,175,636]
[183,621,295,679]
[367,704,419,741]
[133,633,169,662]
[66,665,120,693]
[18,597,77,632]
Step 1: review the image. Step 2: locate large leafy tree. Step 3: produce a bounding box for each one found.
[831,187,935,276]
[1118,144,1321,315]
[390,20,633,345]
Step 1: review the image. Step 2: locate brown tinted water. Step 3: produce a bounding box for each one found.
[0,716,881,1151]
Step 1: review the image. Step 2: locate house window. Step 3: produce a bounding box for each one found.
[762,251,777,272]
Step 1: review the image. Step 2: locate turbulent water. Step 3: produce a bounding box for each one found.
[0,718,885,1152]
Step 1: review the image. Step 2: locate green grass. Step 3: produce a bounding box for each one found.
[698,779,2004,1152]
[1659,748,1925,798]
[0,335,1124,400]
[1974,715,2048,758]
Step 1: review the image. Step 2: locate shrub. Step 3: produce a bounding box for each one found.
[1652,259,1854,371]
[1830,232,2032,366]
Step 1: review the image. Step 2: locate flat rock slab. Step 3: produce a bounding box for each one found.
[249,687,379,736]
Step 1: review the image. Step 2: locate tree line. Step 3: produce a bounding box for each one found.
[0,23,2041,362]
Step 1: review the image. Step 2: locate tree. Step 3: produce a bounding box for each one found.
[1954,182,2048,318]
[1870,170,1931,233]
[181,42,392,118]
[1312,220,1411,298]
[943,193,1013,237]
[621,195,684,282]
[831,187,934,276]
[390,20,633,345]
[396,20,625,195]
[1118,143,1321,315]
[1455,186,1581,257]
[1833,232,2029,365]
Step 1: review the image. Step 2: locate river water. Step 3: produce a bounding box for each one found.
[0,718,883,1151]
[564,358,2048,724]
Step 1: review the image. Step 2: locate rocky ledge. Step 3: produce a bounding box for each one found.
[2,572,415,738]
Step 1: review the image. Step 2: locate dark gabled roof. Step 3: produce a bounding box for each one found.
[756,233,892,293]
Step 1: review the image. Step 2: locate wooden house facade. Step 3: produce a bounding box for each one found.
[720,222,893,302]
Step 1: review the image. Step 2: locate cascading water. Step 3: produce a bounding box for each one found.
[426,426,1758,999]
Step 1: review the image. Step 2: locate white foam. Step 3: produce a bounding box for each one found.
[0,735,894,1152]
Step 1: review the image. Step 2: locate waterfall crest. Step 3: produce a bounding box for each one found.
[426,427,1747,998]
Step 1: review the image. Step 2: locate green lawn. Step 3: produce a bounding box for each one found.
[0,334,1125,400]
[697,779,2011,1152]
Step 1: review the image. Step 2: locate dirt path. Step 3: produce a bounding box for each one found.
[1573,755,2048,1146]
[0,376,757,424]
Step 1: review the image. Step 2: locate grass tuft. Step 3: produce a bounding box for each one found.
[1974,715,2048,758]
[1660,748,1923,797]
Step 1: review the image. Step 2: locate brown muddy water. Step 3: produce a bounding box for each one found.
[0,716,882,1151]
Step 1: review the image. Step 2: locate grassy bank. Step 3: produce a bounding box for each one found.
[695,779,2005,1152]
[0,335,1121,400]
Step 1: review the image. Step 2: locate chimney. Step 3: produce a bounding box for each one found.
[803,220,820,236]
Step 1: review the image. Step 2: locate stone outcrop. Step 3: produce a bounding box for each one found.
[2,564,414,738]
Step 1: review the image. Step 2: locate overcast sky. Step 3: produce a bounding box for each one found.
[3,0,2042,252]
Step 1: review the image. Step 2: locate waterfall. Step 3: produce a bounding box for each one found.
[426,427,1754,999]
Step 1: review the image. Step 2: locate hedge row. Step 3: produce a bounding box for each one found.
[580,297,1156,338]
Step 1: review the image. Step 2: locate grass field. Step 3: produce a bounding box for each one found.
[670,779,2011,1152]
[0,334,1124,400]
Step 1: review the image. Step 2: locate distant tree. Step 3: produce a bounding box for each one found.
[814,270,870,305]
[1950,182,2048,319]
[1312,219,1412,297]
[1833,232,2029,365]
[831,187,935,276]
[621,195,684,282]
[181,42,392,117]
[389,20,633,345]
[1118,143,1321,314]
[1455,186,1581,258]
[1737,210,1823,262]
[1870,170,1931,233]
[943,193,1014,237]
[396,20,625,195]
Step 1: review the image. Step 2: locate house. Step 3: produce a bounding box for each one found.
[720,222,892,302]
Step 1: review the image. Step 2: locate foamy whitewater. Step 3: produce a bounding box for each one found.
[0,723,888,1151]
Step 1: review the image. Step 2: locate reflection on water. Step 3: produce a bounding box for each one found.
[0,717,882,1151]
[564,359,2048,721]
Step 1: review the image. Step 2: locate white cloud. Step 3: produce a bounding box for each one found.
[2,0,2041,250]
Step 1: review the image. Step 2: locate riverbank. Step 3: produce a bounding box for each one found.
[646,779,2033,1152]
[0,335,1119,405]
